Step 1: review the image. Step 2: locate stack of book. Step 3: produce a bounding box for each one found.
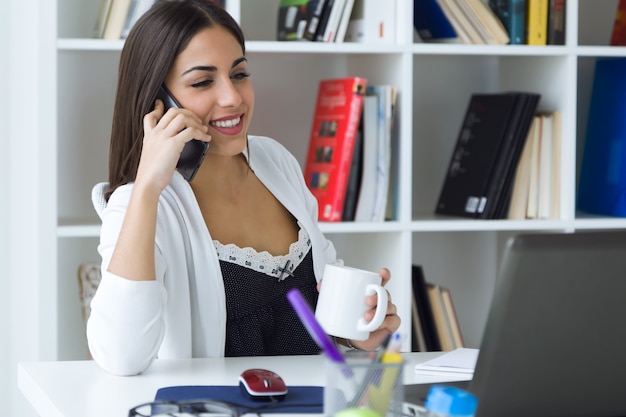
[414,0,509,44]
[411,265,464,352]
[414,0,566,45]
[94,0,225,40]
[435,92,541,220]
[303,77,397,222]
[507,111,561,220]
[277,0,396,43]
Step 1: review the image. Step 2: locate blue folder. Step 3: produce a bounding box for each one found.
[155,385,324,414]
[578,57,626,217]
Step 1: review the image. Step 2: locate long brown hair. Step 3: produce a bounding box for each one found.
[106,0,245,201]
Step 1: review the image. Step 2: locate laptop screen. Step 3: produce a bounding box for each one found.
[406,231,626,417]
[469,230,626,417]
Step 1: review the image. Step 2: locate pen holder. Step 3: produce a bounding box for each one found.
[324,352,404,417]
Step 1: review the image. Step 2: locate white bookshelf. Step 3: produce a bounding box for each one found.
[21,0,626,362]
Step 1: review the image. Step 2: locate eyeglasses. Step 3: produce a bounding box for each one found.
[128,400,241,417]
[129,398,324,417]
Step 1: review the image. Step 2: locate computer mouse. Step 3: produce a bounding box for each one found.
[238,368,288,401]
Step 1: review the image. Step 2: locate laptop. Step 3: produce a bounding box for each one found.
[406,230,626,417]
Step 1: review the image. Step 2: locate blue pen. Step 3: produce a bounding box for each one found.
[286,288,346,364]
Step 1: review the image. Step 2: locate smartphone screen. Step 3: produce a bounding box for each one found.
[156,85,209,182]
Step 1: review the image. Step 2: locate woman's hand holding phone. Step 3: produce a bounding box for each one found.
[136,98,212,194]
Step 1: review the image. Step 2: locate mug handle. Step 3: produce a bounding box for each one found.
[357,284,388,332]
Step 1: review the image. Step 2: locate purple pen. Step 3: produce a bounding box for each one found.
[286,288,346,364]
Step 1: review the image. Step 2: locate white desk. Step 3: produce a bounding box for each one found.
[18,352,467,417]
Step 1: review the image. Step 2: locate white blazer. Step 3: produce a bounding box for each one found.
[87,135,339,376]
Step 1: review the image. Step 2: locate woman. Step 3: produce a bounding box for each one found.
[88,0,401,376]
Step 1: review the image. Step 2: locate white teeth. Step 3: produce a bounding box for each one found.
[211,116,241,128]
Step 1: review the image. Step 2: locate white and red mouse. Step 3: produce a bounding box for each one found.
[238,368,288,401]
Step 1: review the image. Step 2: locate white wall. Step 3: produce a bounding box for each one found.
[7,0,48,415]
[0,0,11,414]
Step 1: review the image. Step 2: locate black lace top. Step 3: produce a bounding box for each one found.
[215,226,321,356]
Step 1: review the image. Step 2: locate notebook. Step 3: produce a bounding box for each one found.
[406,230,626,417]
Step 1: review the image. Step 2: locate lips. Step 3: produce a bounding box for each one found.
[210,115,241,128]
[210,114,244,135]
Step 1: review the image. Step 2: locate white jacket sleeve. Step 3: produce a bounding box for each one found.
[86,184,168,376]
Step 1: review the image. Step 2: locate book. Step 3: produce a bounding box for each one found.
[302,0,330,41]
[489,0,527,45]
[369,85,396,222]
[277,0,312,41]
[121,0,155,39]
[344,0,396,43]
[341,118,363,221]
[93,0,114,38]
[321,0,347,42]
[334,0,356,42]
[481,92,540,219]
[537,112,554,219]
[526,0,548,45]
[384,85,399,221]
[526,114,542,219]
[507,115,539,219]
[412,265,441,352]
[314,0,336,41]
[457,0,510,44]
[435,93,539,219]
[411,287,428,352]
[549,111,562,219]
[303,77,367,222]
[103,0,133,39]
[440,286,464,349]
[427,283,455,351]
[436,0,484,44]
[353,95,379,222]
[578,58,626,217]
[546,0,566,45]
[611,0,626,46]
[414,0,459,42]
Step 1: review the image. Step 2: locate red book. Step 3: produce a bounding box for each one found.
[611,0,626,46]
[304,77,367,222]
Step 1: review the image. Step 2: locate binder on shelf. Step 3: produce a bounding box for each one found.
[578,58,626,217]
[435,92,540,220]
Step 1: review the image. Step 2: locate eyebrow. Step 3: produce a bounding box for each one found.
[182,57,247,76]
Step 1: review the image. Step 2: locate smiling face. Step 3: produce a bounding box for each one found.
[164,25,254,157]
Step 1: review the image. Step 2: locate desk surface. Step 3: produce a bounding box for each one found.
[18,352,466,417]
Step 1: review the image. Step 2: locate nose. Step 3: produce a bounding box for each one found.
[216,77,242,108]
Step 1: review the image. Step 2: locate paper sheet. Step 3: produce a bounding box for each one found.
[414,348,479,377]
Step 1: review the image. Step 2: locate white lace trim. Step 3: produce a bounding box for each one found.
[214,225,311,280]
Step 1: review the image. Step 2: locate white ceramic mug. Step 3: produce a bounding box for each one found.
[315,264,389,341]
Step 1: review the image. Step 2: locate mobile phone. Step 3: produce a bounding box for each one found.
[156,85,209,182]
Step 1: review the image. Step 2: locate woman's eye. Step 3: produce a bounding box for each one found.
[192,80,213,88]
[232,72,251,81]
